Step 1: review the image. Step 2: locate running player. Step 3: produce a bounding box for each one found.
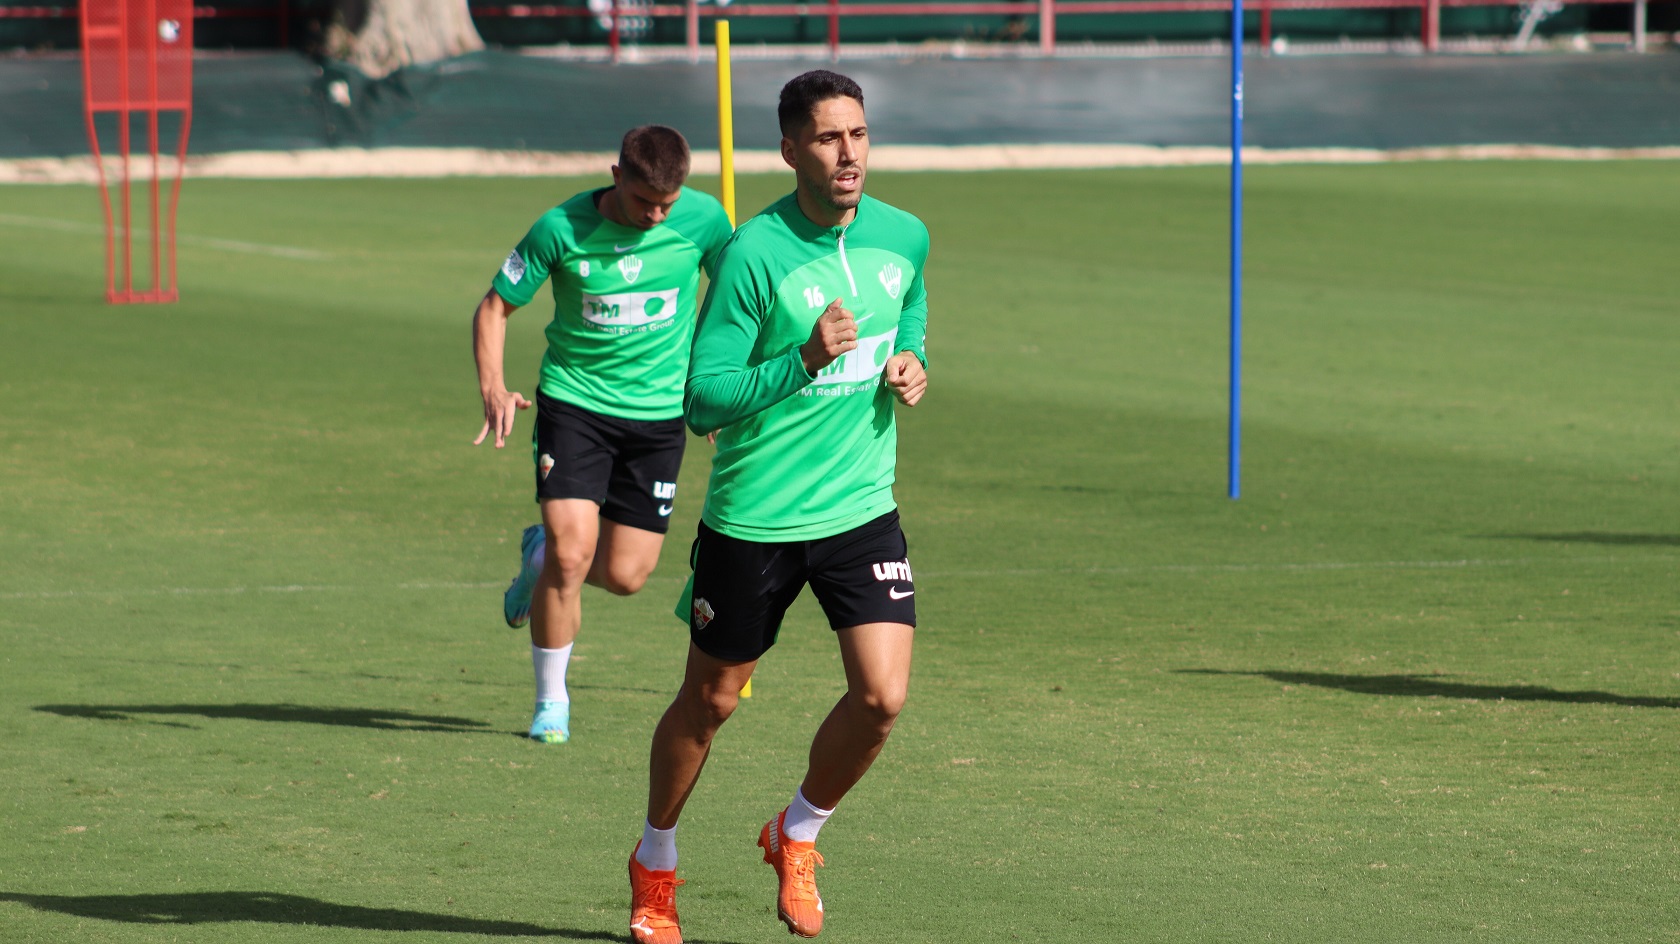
[628,71,930,943]
[472,125,733,745]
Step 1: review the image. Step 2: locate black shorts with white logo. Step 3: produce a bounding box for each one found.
[532,392,686,534]
[687,511,916,661]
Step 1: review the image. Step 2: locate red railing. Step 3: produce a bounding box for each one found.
[1,0,1663,59]
[480,0,1658,60]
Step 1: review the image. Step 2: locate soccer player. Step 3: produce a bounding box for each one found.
[472,125,733,745]
[627,71,930,944]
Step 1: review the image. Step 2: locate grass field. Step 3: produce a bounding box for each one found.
[1,161,1677,944]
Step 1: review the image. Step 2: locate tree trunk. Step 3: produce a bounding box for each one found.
[326,0,484,80]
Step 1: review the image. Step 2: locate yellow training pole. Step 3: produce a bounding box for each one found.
[716,19,750,699]
[715,20,737,228]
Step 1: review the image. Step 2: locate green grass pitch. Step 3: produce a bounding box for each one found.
[1,161,1676,943]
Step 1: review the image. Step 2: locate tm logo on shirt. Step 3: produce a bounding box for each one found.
[581,289,680,329]
[804,330,895,395]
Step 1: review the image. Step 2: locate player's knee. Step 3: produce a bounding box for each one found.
[594,561,651,596]
[544,541,594,588]
[850,685,907,733]
[683,683,740,730]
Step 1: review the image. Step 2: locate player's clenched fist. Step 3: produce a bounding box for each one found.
[799,297,858,375]
[883,351,927,407]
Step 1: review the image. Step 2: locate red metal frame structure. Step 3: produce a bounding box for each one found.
[81,0,193,303]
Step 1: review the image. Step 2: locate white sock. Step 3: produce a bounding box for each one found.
[532,643,572,705]
[780,787,834,844]
[636,821,678,872]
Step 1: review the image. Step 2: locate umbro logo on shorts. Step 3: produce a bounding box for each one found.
[873,559,914,602]
[871,560,913,583]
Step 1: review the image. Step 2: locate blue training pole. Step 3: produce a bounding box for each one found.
[1228,0,1244,500]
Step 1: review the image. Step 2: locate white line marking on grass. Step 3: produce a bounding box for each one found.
[0,213,331,261]
[179,234,331,261]
[0,581,503,601]
[2,558,1670,602]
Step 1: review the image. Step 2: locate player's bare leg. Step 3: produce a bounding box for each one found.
[646,643,759,830]
[588,519,666,596]
[799,621,914,806]
[530,498,600,649]
[523,512,666,743]
[631,645,756,942]
[525,498,599,742]
[760,621,914,937]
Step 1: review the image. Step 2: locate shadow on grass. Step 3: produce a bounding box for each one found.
[33,703,493,733]
[1178,670,1680,709]
[1481,531,1680,547]
[0,890,603,937]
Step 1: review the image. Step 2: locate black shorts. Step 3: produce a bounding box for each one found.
[532,392,686,534]
[687,511,916,661]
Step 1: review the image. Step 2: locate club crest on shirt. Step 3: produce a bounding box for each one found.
[619,254,643,284]
[878,263,902,299]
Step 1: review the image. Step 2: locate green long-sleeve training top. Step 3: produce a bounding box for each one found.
[686,192,930,542]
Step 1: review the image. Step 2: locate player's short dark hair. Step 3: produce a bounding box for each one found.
[777,70,865,138]
[618,125,691,192]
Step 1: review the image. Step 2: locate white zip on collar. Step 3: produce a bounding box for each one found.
[836,225,858,296]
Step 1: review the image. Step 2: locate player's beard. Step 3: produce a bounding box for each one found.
[812,167,865,214]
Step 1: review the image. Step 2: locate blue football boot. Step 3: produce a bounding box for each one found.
[503,524,545,628]
[529,700,570,744]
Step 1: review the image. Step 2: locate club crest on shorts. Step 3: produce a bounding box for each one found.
[538,453,555,480]
[692,596,716,630]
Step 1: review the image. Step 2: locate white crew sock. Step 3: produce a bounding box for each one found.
[636,821,679,872]
[780,787,834,844]
[532,643,573,705]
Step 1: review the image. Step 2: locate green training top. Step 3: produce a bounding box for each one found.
[686,192,930,541]
[491,186,733,421]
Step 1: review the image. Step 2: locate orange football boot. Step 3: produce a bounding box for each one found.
[757,809,826,937]
[628,843,684,944]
